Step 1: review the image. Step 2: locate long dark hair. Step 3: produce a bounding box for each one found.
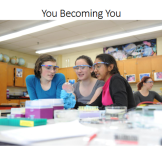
[96,54,120,75]
[34,54,56,78]
[137,76,152,90]
[75,55,96,78]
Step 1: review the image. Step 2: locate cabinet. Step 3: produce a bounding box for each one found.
[123,59,137,82]
[66,67,77,81]
[7,99,20,105]
[15,67,24,87]
[0,62,8,105]
[117,61,124,77]
[116,55,162,83]
[151,55,162,81]
[7,64,34,87]
[136,57,152,82]
[7,65,14,86]
[23,68,34,87]
[57,68,67,80]
[7,99,30,105]
[58,67,77,82]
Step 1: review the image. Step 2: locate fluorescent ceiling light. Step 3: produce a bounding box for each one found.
[36,24,162,54]
[0,20,76,42]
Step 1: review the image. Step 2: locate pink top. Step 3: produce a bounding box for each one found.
[102,76,113,106]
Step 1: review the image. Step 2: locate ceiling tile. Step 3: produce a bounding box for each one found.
[0,20,8,24]
[10,38,47,48]
[101,36,140,47]
[111,20,136,25]
[81,26,124,39]
[0,20,162,56]
[53,35,87,45]
[15,47,35,52]
[73,43,104,52]
[45,48,79,55]
[37,29,78,41]
[0,20,52,31]
[0,41,8,45]
[28,26,64,37]
[0,20,51,36]
[68,20,116,34]
[14,48,36,55]
[0,25,14,36]
[120,20,162,31]
[135,31,162,40]
[1,35,32,43]
[29,34,89,51]
[28,42,58,50]
[0,44,22,51]
[61,20,93,28]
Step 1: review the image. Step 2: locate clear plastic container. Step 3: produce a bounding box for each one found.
[105,106,127,121]
[127,110,156,129]
[54,110,79,122]
[11,108,25,114]
[39,99,64,107]
[11,107,26,118]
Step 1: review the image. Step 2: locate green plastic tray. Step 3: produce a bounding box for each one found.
[0,118,47,127]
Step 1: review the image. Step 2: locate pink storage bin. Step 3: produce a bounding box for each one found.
[25,100,53,119]
[39,99,64,118]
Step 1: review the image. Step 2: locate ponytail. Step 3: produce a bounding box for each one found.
[137,76,152,90]
[137,82,143,90]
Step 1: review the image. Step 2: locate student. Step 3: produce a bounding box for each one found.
[73,55,105,108]
[133,76,162,106]
[93,54,136,110]
[26,54,66,100]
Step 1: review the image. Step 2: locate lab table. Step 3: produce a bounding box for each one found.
[0,118,103,146]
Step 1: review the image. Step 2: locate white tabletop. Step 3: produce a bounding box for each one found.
[0,118,105,146]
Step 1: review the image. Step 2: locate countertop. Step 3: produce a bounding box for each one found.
[7,97,30,99]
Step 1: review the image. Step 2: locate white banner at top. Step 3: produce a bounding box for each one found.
[0,0,161,20]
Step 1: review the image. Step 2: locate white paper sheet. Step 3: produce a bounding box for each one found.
[0,120,98,143]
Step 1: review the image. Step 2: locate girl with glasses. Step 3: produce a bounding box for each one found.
[93,54,136,110]
[133,76,162,106]
[73,55,105,108]
[26,54,65,100]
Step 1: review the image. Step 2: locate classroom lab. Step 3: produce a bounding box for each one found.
[0,20,162,146]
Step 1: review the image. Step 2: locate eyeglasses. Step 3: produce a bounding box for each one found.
[73,65,91,70]
[41,65,59,71]
[92,62,109,70]
[145,81,154,83]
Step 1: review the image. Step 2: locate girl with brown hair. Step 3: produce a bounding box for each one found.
[133,76,162,106]
[26,54,66,100]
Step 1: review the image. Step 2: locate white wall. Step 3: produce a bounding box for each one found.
[61,48,103,67]
[157,37,162,55]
